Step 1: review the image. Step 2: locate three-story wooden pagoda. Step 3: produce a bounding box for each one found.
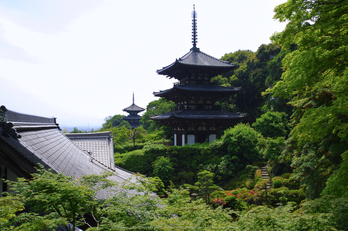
[123,93,145,129]
[152,6,247,146]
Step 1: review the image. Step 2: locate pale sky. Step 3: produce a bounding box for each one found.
[0,0,287,129]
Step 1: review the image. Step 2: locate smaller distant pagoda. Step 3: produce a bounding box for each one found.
[123,93,145,129]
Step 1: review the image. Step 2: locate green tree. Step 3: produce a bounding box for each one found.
[231,204,335,230]
[108,125,132,146]
[252,111,289,138]
[185,170,221,204]
[90,175,163,230]
[150,188,233,230]
[2,168,166,230]
[102,114,130,129]
[270,0,348,198]
[0,195,25,228]
[5,167,114,231]
[130,126,146,149]
[246,165,259,186]
[152,156,174,185]
[141,98,175,133]
[71,127,84,133]
[218,44,286,121]
[222,123,264,164]
[263,136,286,163]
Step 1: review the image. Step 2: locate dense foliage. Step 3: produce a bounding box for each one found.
[269,0,348,199]
[11,0,347,229]
[214,43,291,121]
[2,168,344,230]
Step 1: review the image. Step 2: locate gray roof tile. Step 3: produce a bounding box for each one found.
[157,48,238,77]
[151,110,248,120]
[0,106,135,198]
[154,83,242,97]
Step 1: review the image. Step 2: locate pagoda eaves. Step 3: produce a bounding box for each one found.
[123,104,145,113]
[152,5,248,145]
[157,48,238,79]
[151,110,247,120]
[154,84,242,97]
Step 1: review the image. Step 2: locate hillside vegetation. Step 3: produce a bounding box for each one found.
[2,0,348,230]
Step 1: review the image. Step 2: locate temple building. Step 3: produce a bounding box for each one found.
[122,93,145,129]
[152,6,247,146]
[0,105,135,197]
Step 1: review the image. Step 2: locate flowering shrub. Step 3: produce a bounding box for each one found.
[281,173,292,179]
[246,180,255,189]
[212,198,226,206]
[272,176,283,181]
[255,169,263,182]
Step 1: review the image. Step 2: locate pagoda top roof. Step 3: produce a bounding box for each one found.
[157,5,238,78]
[123,93,145,112]
[151,110,248,120]
[154,83,242,97]
[123,103,145,112]
[157,48,238,77]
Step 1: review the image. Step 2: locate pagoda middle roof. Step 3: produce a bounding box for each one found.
[123,104,145,112]
[151,110,248,120]
[157,47,238,76]
[154,84,242,97]
[123,115,142,120]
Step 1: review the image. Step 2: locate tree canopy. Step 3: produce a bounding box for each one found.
[270,0,348,198]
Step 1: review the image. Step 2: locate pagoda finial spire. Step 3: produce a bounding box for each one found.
[192,4,198,48]
[132,92,135,105]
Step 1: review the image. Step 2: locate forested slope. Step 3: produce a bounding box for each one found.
[2,0,348,230]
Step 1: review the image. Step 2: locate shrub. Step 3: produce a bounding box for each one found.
[210,191,227,206]
[122,150,145,173]
[282,179,289,188]
[225,196,247,211]
[281,173,292,179]
[273,179,283,188]
[254,180,269,191]
[287,177,300,190]
[246,180,255,190]
[222,124,264,164]
[152,156,174,185]
[174,171,195,185]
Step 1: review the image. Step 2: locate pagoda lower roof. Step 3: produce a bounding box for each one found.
[154,84,242,97]
[157,47,238,78]
[123,104,145,112]
[151,110,248,120]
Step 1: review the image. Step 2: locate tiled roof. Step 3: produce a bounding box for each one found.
[65,132,115,170]
[157,47,238,77]
[151,110,248,120]
[154,84,242,97]
[0,106,135,198]
[123,104,145,112]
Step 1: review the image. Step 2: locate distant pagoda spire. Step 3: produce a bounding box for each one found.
[192,4,198,49]
[132,92,135,105]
